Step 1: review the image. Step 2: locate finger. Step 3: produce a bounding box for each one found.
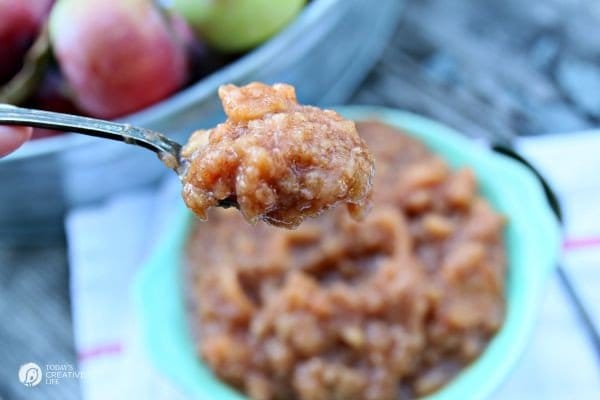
[0,126,33,157]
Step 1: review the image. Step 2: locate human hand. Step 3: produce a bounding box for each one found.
[0,126,32,157]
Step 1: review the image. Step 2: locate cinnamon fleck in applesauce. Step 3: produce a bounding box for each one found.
[180,82,374,228]
[186,121,506,400]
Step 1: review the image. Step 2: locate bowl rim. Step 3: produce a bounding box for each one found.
[1,0,338,162]
[134,105,562,400]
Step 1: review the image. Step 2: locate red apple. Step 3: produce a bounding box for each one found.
[49,0,188,119]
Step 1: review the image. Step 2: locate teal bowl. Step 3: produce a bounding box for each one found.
[134,106,561,399]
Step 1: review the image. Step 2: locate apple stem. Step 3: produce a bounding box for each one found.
[0,25,51,105]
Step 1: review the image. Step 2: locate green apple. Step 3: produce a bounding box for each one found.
[172,0,306,52]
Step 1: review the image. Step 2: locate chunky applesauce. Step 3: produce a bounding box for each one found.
[186,121,506,400]
[181,82,374,228]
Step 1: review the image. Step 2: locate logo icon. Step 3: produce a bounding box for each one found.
[18,362,42,387]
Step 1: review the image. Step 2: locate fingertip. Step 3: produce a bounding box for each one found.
[0,126,33,157]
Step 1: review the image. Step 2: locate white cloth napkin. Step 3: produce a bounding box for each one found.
[66,177,187,400]
[66,134,600,400]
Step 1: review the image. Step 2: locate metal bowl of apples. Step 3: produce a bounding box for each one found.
[0,0,403,236]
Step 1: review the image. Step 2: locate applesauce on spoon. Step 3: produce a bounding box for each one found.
[0,82,375,229]
[180,82,375,228]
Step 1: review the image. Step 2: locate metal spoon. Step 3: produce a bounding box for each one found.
[0,104,238,208]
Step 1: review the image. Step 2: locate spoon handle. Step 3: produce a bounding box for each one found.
[0,104,183,170]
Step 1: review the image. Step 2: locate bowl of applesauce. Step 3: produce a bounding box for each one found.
[135,106,560,400]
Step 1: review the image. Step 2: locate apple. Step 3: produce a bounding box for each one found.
[172,0,305,52]
[49,0,188,119]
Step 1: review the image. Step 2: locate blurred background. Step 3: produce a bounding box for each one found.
[1,0,600,399]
